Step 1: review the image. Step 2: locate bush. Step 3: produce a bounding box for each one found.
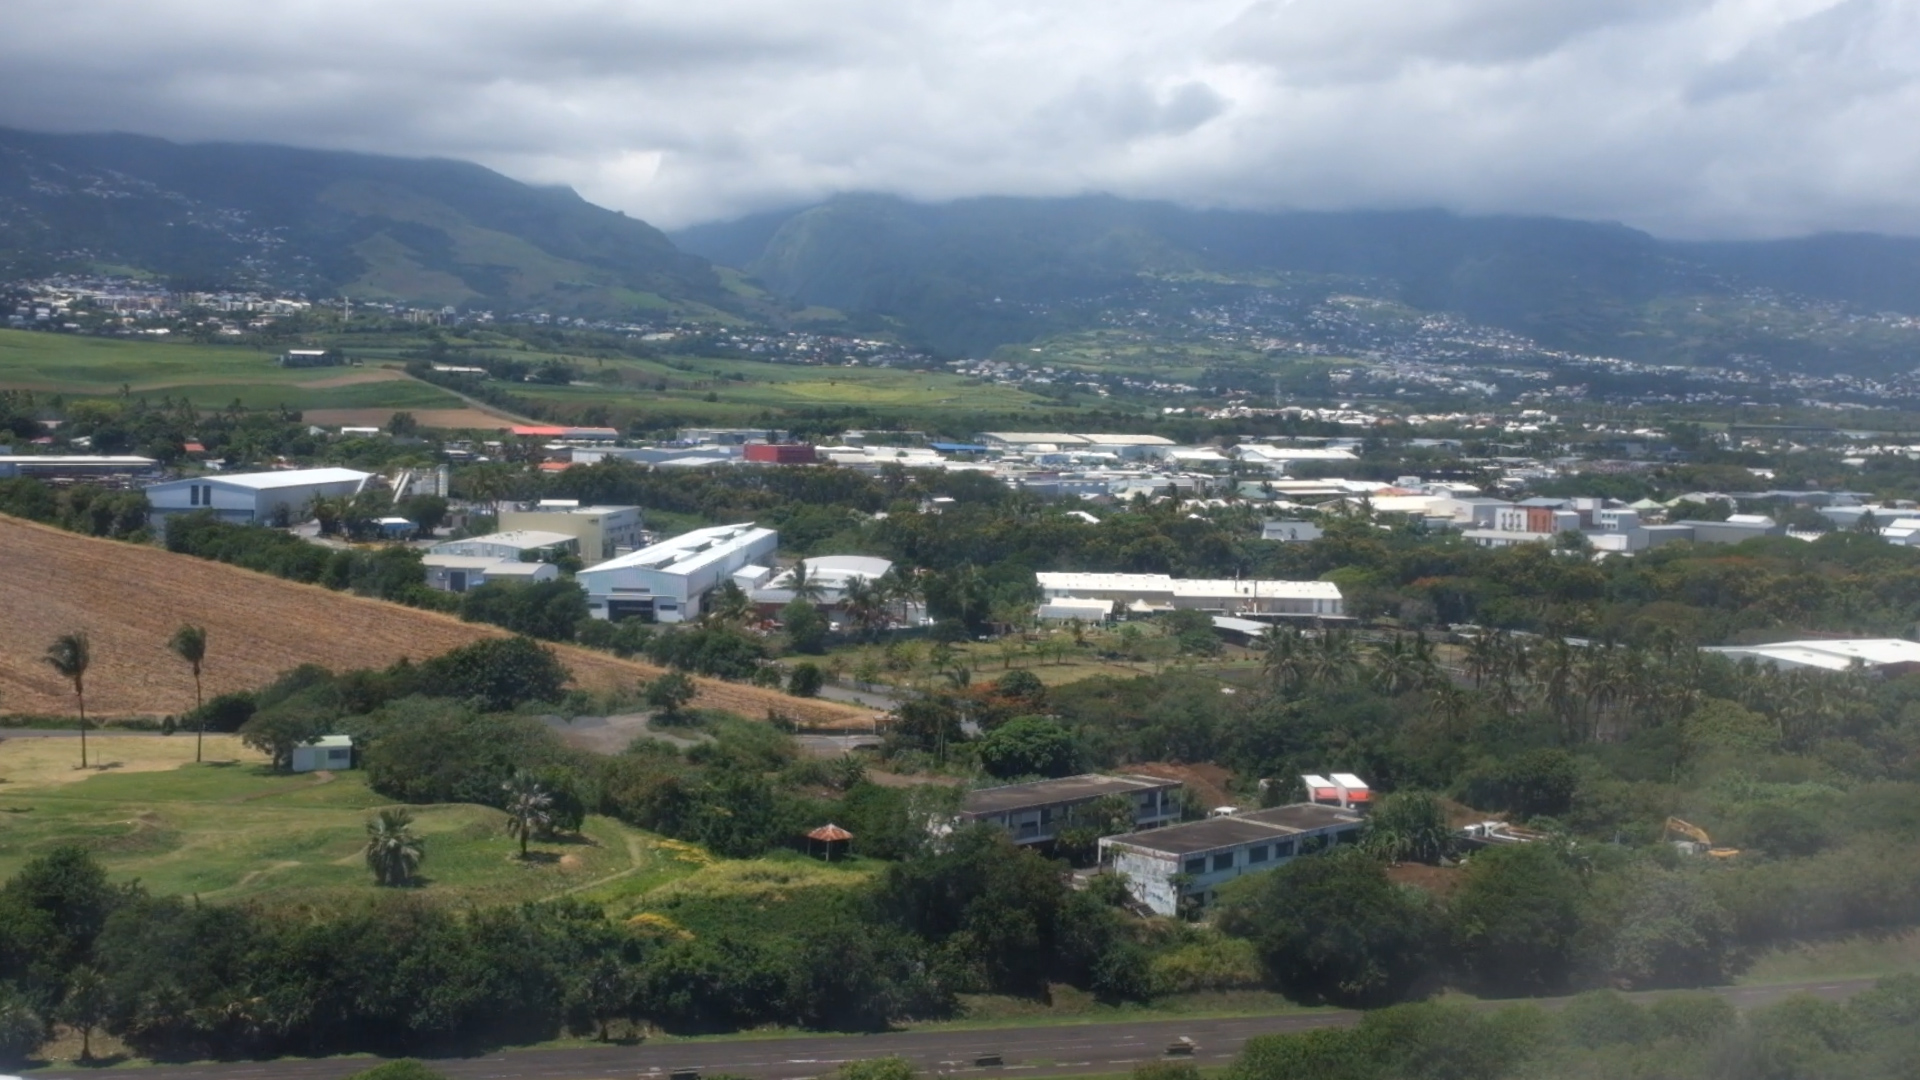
[346,1061,453,1080]
[459,580,590,642]
[417,636,571,711]
[0,985,44,1067]
[788,662,825,698]
[361,698,575,806]
[186,691,257,733]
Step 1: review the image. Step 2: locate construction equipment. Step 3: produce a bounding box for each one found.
[1665,817,1740,858]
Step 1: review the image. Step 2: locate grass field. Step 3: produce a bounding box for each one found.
[0,746,701,907]
[0,514,874,728]
[1736,929,1920,985]
[0,328,478,414]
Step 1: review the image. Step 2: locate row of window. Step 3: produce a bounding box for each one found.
[1182,830,1356,876]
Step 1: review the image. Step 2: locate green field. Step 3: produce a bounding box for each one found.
[0,327,1068,425]
[0,328,471,412]
[0,758,696,907]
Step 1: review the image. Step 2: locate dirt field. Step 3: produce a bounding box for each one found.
[301,407,512,430]
[0,515,874,728]
[293,369,410,389]
[0,733,262,786]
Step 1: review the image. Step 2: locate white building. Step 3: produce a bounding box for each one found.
[1705,638,1920,674]
[291,735,354,773]
[421,554,562,594]
[1100,803,1365,916]
[576,523,779,623]
[146,467,372,532]
[1035,572,1344,617]
[1261,520,1324,543]
[428,530,579,562]
[749,555,893,607]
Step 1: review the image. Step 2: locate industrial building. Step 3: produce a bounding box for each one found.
[957,774,1183,846]
[145,467,372,533]
[421,554,561,594]
[498,502,644,564]
[1704,638,1920,674]
[0,455,159,483]
[746,555,893,608]
[576,523,779,623]
[1035,572,1344,618]
[428,530,579,562]
[1100,803,1365,916]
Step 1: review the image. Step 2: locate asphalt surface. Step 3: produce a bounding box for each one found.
[34,976,1885,1080]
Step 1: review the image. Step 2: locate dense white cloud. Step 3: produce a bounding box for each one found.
[2,0,1916,236]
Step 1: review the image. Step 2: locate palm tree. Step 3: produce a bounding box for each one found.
[169,624,209,762]
[786,561,828,604]
[1306,629,1361,689]
[364,807,425,886]
[708,579,754,625]
[1369,635,1426,697]
[1260,625,1306,693]
[44,631,92,769]
[842,577,886,640]
[502,772,554,859]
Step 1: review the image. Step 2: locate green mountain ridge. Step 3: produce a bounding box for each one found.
[0,128,734,317]
[675,194,1920,371]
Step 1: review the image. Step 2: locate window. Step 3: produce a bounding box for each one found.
[1337,829,1360,845]
[1184,857,1206,875]
[1212,852,1234,872]
[1274,840,1295,858]
[189,485,201,506]
[1248,845,1269,864]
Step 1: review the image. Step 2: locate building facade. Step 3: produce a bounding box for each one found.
[498,504,645,564]
[1035,572,1344,617]
[575,523,779,623]
[958,774,1183,845]
[1099,803,1365,916]
[145,467,371,533]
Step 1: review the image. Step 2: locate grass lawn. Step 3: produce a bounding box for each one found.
[1736,929,1920,985]
[0,740,687,907]
[0,328,470,412]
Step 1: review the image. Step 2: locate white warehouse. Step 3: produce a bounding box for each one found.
[576,523,778,623]
[1035,572,1344,618]
[146,467,372,533]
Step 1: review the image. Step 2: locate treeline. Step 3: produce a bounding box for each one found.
[164,512,449,608]
[0,478,148,540]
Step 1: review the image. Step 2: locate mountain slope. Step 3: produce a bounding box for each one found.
[0,129,731,316]
[675,195,1920,368]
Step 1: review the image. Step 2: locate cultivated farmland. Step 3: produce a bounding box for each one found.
[0,515,875,728]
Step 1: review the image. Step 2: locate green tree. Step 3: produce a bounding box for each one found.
[837,1057,917,1080]
[238,695,335,771]
[644,670,698,719]
[43,631,92,769]
[1449,842,1585,994]
[783,598,829,654]
[364,807,425,886]
[1216,847,1436,1006]
[168,623,209,762]
[59,966,111,1061]
[417,635,571,711]
[788,661,825,697]
[976,715,1077,778]
[1361,791,1451,865]
[503,772,554,859]
[0,985,43,1067]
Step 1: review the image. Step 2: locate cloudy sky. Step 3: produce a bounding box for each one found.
[4,0,1918,236]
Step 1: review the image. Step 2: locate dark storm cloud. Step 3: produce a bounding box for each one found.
[1,0,1916,236]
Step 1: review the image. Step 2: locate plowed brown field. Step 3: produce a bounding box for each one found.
[0,516,874,729]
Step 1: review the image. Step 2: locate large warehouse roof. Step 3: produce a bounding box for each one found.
[203,467,371,490]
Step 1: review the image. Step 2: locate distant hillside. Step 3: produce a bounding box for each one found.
[0,129,734,316]
[675,195,1920,368]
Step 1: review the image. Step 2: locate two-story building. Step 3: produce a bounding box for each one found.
[1099,803,1365,916]
[958,774,1183,846]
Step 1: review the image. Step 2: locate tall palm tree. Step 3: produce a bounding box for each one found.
[502,772,554,859]
[708,580,754,625]
[1369,635,1425,697]
[44,631,92,769]
[364,807,425,886]
[1260,625,1307,693]
[842,577,886,640]
[169,624,209,762]
[786,561,828,604]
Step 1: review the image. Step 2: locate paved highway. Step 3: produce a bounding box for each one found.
[35,977,1882,1080]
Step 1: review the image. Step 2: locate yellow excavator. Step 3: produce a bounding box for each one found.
[1665,817,1740,858]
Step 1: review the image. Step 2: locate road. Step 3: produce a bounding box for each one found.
[35,977,1884,1080]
